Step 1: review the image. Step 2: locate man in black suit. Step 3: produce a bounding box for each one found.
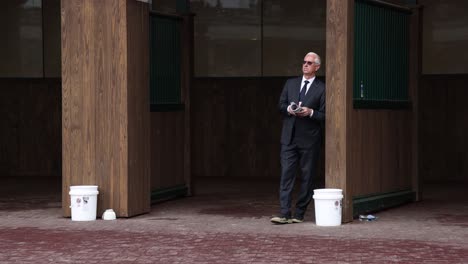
[271,52,325,224]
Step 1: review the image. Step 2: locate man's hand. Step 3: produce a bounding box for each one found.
[296,107,313,117]
[287,105,297,116]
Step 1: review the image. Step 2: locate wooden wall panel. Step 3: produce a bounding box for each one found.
[149,13,193,196]
[62,0,150,217]
[61,0,80,216]
[62,0,124,216]
[381,112,398,191]
[0,78,61,178]
[326,0,353,222]
[95,0,126,218]
[150,112,185,190]
[126,0,150,216]
[191,78,289,179]
[349,110,381,196]
[350,110,413,197]
[191,77,326,186]
[409,6,421,200]
[326,0,418,220]
[420,74,468,183]
[191,79,228,178]
[181,14,194,194]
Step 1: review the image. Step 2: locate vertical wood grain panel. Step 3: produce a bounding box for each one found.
[401,110,413,189]
[191,78,290,180]
[409,6,422,200]
[93,0,109,213]
[326,0,353,222]
[0,79,61,178]
[381,111,400,191]
[327,1,418,221]
[191,77,326,184]
[119,0,129,216]
[62,0,150,217]
[347,5,419,200]
[366,112,382,193]
[349,109,363,195]
[191,79,228,178]
[61,0,83,215]
[126,0,150,216]
[420,74,468,183]
[350,109,413,198]
[150,112,185,191]
[181,14,194,195]
[149,13,193,197]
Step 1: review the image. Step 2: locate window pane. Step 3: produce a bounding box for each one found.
[150,15,182,105]
[263,0,326,76]
[43,0,61,78]
[192,0,261,77]
[0,0,43,77]
[152,0,177,13]
[421,0,468,74]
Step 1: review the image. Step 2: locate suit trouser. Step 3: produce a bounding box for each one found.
[279,141,320,218]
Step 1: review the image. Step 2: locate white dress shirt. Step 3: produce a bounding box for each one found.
[300,76,315,95]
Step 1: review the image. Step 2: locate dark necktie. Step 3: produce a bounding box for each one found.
[299,80,309,102]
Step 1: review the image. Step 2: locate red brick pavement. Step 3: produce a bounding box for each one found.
[0,227,466,264]
[0,181,467,263]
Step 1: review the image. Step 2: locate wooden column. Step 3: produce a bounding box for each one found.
[181,13,194,196]
[61,0,150,217]
[325,0,354,222]
[409,5,422,201]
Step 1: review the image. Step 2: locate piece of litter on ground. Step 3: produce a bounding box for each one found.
[359,214,378,221]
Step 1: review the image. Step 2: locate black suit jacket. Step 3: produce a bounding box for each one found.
[278,77,325,148]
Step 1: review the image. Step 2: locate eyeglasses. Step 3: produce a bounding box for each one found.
[303,60,315,66]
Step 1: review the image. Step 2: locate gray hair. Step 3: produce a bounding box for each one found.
[306,52,321,65]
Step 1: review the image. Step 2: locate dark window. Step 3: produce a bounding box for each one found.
[354,0,411,109]
[149,13,183,111]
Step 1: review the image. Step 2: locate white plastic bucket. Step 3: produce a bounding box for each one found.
[69,185,99,221]
[313,188,343,226]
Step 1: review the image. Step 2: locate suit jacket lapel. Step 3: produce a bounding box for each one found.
[292,77,302,103]
[303,79,318,104]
